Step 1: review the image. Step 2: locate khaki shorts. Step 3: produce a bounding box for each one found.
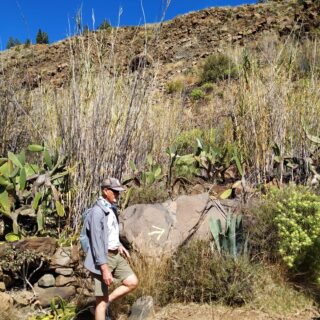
[92,252,134,297]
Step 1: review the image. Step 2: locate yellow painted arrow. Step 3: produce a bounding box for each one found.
[148,225,165,241]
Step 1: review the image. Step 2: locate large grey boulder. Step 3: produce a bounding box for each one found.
[50,246,79,269]
[120,193,234,256]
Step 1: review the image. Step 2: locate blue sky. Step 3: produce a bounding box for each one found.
[0,0,256,49]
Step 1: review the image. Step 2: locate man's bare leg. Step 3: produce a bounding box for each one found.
[95,295,108,320]
[108,274,138,303]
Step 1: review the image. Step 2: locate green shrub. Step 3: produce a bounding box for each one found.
[165,240,255,305]
[190,88,205,101]
[24,39,31,48]
[246,195,280,262]
[166,80,184,94]
[0,247,48,290]
[6,37,21,49]
[201,82,214,93]
[200,54,237,84]
[175,128,215,155]
[127,184,168,205]
[98,19,112,32]
[248,186,320,281]
[36,29,49,44]
[30,297,76,320]
[273,187,320,278]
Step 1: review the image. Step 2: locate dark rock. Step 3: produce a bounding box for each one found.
[3,274,14,289]
[0,237,58,258]
[35,286,76,307]
[70,245,80,264]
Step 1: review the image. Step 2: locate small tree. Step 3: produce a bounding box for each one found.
[82,25,90,35]
[36,29,49,44]
[6,37,15,49]
[24,38,31,48]
[200,54,237,84]
[98,19,111,31]
[6,37,21,49]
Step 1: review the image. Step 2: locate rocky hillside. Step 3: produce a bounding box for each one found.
[0,0,319,91]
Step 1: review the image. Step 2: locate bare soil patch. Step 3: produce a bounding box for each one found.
[154,303,320,320]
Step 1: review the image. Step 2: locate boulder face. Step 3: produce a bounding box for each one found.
[120,193,237,256]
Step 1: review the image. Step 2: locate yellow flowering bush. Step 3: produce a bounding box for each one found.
[273,187,320,278]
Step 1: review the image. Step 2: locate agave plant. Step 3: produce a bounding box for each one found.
[209,213,247,259]
[0,144,69,238]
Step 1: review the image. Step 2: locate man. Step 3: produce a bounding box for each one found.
[84,177,138,320]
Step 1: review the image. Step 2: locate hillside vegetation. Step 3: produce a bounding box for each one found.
[1,0,320,319]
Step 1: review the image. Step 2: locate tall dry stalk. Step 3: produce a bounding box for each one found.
[26,18,184,229]
[1,21,320,228]
[40,35,158,227]
[218,36,320,184]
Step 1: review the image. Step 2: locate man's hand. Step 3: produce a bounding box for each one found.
[100,264,113,286]
[119,245,130,259]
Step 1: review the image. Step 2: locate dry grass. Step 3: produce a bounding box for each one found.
[1,30,320,228]
[125,252,171,305]
[21,27,187,228]
[250,264,315,316]
[108,245,314,318]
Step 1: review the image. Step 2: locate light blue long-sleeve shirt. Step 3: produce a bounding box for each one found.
[84,198,114,275]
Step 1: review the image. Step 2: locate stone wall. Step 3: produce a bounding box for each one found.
[0,238,92,308]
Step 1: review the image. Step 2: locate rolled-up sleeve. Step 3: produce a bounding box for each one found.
[89,208,108,266]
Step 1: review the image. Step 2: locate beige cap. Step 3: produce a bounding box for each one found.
[101,177,125,192]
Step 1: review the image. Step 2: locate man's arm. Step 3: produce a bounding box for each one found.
[89,208,108,266]
[89,208,114,285]
[100,264,113,285]
[119,244,130,259]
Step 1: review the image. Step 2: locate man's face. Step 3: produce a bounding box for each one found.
[103,188,120,204]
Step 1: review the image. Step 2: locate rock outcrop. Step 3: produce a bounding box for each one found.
[120,193,238,256]
[0,0,319,92]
